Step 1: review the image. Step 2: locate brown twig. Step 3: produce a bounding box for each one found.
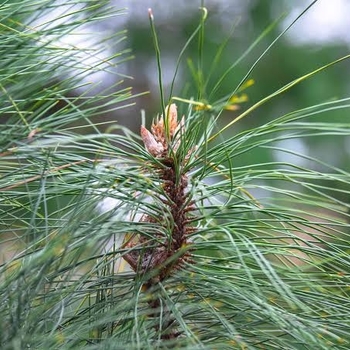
[123,104,196,339]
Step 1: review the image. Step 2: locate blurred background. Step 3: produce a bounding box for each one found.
[7,0,346,207]
[34,1,350,129]
[49,0,350,180]
[3,0,350,193]
[112,0,350,132]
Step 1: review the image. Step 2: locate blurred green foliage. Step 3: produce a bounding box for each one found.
[123,0,350,177]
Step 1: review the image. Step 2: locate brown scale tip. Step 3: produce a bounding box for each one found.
[141,104,184,157]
